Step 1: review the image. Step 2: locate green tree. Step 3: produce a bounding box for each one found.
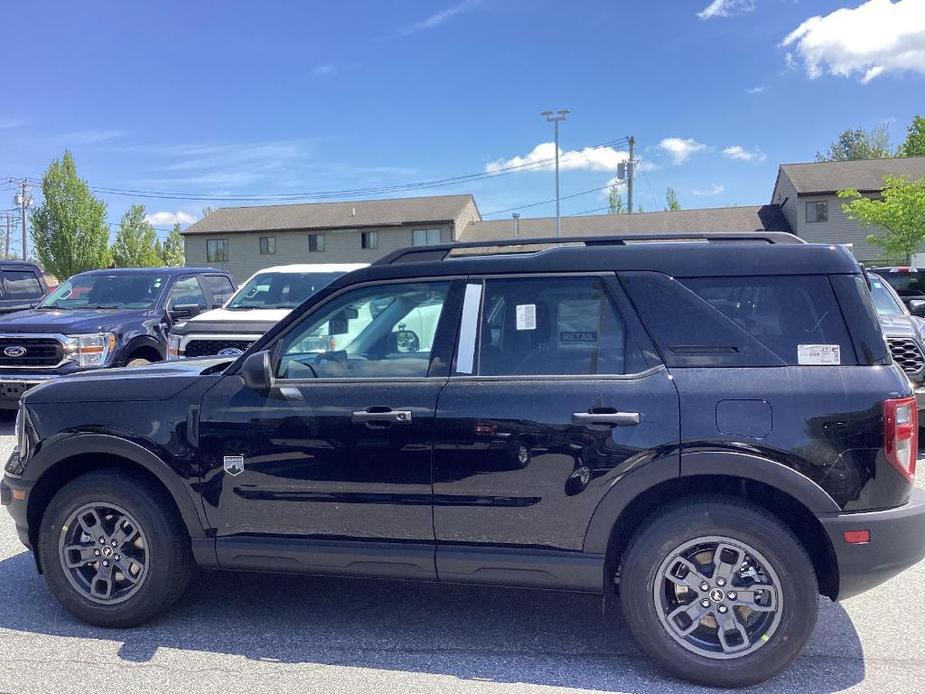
[608,185,625,214]
[111,204,161,267]
[161,223,185,266]
[839,175,925,263]
[816,125,892,162]
[899,115,925,157]
[30,151,111,278]
[665,187,681,211]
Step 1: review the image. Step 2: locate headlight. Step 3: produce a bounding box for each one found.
[63,333,117,368]
[167,335,181,360]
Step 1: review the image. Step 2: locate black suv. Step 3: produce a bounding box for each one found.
[0,260,48,315]
[3,234,924,688]
[0,267,235,407]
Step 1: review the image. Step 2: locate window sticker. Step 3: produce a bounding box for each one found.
[797,344,840,365]
[516,304,536,330]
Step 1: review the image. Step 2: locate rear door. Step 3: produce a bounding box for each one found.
[432,273,680,581]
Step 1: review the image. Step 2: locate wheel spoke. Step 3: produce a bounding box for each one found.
[115,556,144,584]
[90,563,114,600]
[730,585,778,612]
[712,543,745,584]
[76,508,105,538]
[666,600,711,636]
[110,515,139,548]
[62,544,98,568]
[664,557,711,591]
[715,606,751,654]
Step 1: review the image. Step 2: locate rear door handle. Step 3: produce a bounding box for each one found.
[571,411,640,426]
[352,408,413,424]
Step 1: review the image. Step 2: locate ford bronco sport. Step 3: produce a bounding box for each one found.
[3,233,924,688]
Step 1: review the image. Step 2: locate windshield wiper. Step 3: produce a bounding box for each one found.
[87,304,124,309]
[34,304,70,310]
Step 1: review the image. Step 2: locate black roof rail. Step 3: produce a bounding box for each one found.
[374,231,804,265]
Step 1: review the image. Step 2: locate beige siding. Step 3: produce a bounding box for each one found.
[184,223,454,282]
[772,174,799,233]
[793,194,887,262]
[451,198,482,241]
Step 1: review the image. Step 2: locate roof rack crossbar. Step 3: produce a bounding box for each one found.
[374,231,803,265]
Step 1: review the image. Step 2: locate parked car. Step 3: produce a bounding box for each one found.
[867,272,925,411]
[3,233,924,688]
[870,266,925,315]
[0,260,49,315]
[168,263,367,359]
[0,266,235,407]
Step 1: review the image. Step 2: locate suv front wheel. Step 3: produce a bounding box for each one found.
[620,496,818,688]
[38,469,194,627]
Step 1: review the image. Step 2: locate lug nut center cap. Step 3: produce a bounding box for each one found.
[101,546,114,558]
[709,588,726,602]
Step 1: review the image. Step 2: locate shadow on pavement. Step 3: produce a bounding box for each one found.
[0,549,865,693]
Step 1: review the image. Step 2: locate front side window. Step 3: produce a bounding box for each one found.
[412,229,442,246]
[169,276,209,310]
[277,281,449,379]
[868,276,906,317]
[227,271,345,310]
[308,234,325,253]
[259,236,276,255]
[3,270,44,300]
[806,201,828,223]
[472,277,643,376]
[207,239,228,262]
[39,273,166,310]
[361,231,379,249]
[200,275,235,305]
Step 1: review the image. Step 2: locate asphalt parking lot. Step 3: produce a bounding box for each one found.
[0,413,923,694]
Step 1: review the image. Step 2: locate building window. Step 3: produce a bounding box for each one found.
[259,236,276,255]
[207,239,228,262]
[361,231,379,249]
[308,233,325,252]
[806,201,828,223]
[412,229,442,246]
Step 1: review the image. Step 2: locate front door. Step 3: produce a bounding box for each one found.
[198,279,461,574]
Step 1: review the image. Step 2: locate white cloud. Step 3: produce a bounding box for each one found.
[746,85,767,94]
[658,137,707,165]
[485,142,629,173]
[310,64,337,78]
[692,184,726,196]
[0,118,26,129]
[145,211,197,227]
[396,0,482,37]
[698,0,756,20]
[54,129,127,145]
[781,0,925,83]
[722,145,766,162]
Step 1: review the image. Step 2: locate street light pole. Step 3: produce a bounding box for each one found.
[541,109,569,238]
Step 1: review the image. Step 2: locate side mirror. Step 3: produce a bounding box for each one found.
[241,350,273,391]
[170,303,201,320]
[910,300,925,318]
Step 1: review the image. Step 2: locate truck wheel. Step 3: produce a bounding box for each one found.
[619,496,818,688]
[126,357,152,367]
[38,469,194,627]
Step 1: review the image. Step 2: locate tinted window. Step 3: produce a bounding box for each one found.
[476,277,644,376]
[200,275,235,305]
[228,271,344,310]
[877,271,925,297]
[169,277,208,310]
[868,276,905,317]
[277,282,449,379]
[40,273,166,310]
[3,270,44,300]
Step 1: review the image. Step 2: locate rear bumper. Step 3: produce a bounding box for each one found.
[0,475,33,549]
[0,374,59,409]
[820,487,925,600]
[914,385,925,411]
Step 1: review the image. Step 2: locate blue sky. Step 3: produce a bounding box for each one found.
[2,0,924,246]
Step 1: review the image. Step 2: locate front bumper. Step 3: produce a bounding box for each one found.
[820,487,925,600]
[1,474,34,549]
[0,373,60,409]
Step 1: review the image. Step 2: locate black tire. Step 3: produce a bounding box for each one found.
[126,357,152,368]
[620,496,818,688]
[38,468,195,627]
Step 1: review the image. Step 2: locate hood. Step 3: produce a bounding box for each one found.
[189,307,291,324]
[878,314,921,340]
[0,308,157,334]
[23,357,232,404]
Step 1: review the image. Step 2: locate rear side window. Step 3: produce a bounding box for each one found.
[621,272,857,367]
[3,270,44,300]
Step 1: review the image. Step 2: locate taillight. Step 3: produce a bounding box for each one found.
[883,396,918,483]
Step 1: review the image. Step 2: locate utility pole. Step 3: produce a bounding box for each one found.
[3,213,10,259]
[627,136,636,215]
[14,180,32,260]
[512,212,520,239]
[541,109,569,237]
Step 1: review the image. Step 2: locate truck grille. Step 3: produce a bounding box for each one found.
[887,337,925,375]
[185,339,255,358]
[0,337,63,367]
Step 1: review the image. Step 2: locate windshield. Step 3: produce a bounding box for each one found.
[869,276,906,317]
[226,271,344,310]
[39,273,166,310]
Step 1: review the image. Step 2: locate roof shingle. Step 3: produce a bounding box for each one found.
[779,156,925,195]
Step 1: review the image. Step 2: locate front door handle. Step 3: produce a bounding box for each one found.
[352,408,413,424]
[571,411,640,426]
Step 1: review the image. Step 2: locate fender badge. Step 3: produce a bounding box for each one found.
[223,455,245,476]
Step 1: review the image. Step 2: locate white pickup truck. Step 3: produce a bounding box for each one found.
[167,263,367,359]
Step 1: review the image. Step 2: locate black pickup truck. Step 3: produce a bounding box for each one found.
[0,266,234,407]
[0,261,48,315]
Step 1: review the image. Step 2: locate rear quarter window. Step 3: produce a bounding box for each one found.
[621,272,857,367]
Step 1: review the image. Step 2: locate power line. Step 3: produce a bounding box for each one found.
[482,185,607,217]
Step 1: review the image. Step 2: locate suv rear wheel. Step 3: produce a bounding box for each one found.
[38,469,194,627]
[619,496,818,688]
